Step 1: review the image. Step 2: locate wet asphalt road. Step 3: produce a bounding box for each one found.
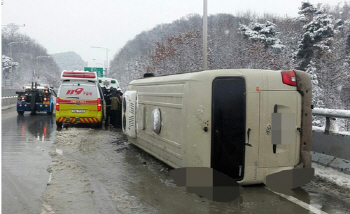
[2,107,54,214]
[2,106,350,214]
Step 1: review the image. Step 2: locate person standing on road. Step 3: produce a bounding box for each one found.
[104,87,112,127]
[116,88,123,128]
[110,91,121,128]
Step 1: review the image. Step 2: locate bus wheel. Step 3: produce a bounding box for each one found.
[97,121,103,128]
[17,111,24,115]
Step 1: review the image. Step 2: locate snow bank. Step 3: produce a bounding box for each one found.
[313,162,350,190]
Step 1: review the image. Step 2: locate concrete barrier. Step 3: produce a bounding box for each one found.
[1,88,20,110]
[1,97,17,110]
[312,129,350,174]
[312,130,350,160]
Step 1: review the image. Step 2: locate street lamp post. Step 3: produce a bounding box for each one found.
[91,46,109,77]
[8,41,28,59]
[5,41,28,88]
[35,55,51,83]
[92,58,106,69]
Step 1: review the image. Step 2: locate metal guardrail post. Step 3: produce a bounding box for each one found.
[325,117,330,135]
[324,117,338,135]
[313,108,349,133]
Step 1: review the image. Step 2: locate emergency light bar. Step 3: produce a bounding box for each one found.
[61,70,97,81]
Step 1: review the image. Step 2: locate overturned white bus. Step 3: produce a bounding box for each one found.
[122,69,312,185]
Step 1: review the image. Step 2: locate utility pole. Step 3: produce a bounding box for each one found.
[8,41,28,59]
[203,0,208,70]
[5,41,28,88]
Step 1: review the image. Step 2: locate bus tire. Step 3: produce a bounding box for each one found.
[17,111,24,115]
[97,120,103,128]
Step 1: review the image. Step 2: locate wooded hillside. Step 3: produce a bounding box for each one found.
[2,24,61,88]
[109,2,350,114]
[52,51,87,71]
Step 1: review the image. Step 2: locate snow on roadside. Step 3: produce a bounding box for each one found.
[312,126,350,136]
[313,162,350,190]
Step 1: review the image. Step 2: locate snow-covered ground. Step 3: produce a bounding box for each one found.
[312,126,350,136]
[313,162,350,190]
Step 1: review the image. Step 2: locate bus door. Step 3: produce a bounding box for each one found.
[211,77,246,180]
[259,91,301,167]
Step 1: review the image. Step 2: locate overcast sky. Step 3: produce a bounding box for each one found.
[1,0,347,67]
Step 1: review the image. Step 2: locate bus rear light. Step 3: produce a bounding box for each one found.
[281,70,297,87]
[56,97,60,111]
[97,98,102,111]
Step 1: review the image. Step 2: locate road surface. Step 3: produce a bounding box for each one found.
[2,107,350,214]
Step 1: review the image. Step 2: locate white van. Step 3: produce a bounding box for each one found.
[122,69,312,185]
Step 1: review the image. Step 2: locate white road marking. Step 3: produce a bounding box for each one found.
[48,172,52,184]
[41,174,55,214]
[266,188,328,214]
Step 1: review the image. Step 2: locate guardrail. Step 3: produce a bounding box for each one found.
[311,108,350,174]
[1,88,22,97]
[1,88,20,110]
[312,108,350,134]
[2,96,17,108]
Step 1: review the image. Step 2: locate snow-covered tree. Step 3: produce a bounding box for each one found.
[306,61,324,107]
[307,62,325,127]
[237,20,291,70]
[239,21,285,52]
[296,2,336,70]
[2,55,18,77]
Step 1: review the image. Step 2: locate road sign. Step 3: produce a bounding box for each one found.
[84,67,104,77]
